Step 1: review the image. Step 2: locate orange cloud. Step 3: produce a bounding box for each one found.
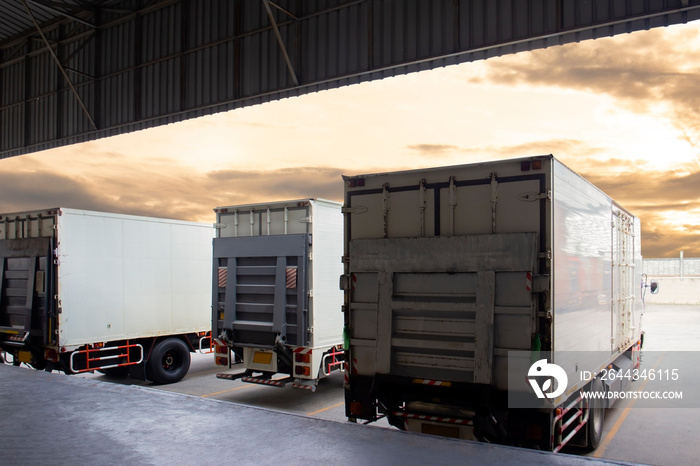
[478,25,700,146]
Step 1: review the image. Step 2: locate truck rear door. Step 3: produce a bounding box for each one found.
[0,214,55,356]
[344,160,548,390]
[214,234,309,348]
[348,233,538,386]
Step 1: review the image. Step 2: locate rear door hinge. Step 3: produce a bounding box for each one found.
[532,274,550,292]
[519,190,551,201]
[342,206,368,214]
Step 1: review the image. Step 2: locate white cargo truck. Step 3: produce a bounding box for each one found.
[341,155,644,451]
[213,199,345,391]
[0,208,213,384]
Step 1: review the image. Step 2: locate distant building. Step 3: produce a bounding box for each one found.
[643,256,700,277]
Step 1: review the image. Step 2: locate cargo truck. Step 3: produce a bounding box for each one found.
[213,199,345,392]
[341,155,644,451]
[0,208,213,384]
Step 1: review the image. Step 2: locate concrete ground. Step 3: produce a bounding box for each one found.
[0,364,633,466]
[3,304,697,465]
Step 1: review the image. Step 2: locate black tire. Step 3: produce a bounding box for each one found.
[587,378,606,450]
[147,338,191,385]
[28,358,47,371]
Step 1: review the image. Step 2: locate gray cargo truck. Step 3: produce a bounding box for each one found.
[341,155,644,451]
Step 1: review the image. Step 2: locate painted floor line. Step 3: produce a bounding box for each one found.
[306,401,345,417]
[201,383,259,398]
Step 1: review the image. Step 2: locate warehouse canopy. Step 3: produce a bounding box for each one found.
[2,0,700,159]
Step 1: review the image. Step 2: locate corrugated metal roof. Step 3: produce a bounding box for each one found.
[2,0,700,159]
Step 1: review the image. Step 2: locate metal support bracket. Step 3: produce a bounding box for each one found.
[262,0,299,86]
[518,190,552,201]
[21,0,98,130]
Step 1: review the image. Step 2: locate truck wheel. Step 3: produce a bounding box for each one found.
[587,379,606,450]
[147,338,191,385]
[28,358,47,371]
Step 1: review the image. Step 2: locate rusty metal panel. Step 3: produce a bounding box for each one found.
[1,0,700,159]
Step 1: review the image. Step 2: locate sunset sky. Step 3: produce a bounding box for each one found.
[1,21,699,258]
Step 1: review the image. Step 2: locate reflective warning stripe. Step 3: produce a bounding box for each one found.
[293,347,312,355]
[292,382,317,392]
[286,267,297,289]
[413,378,452,387]
[526,271,532,292]
[241,376,286,387]
[218,267,227,288]
[394,411,474,426]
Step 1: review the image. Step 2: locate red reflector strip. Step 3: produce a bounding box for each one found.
[241,376,287,387]
[393,411,474,426]
[285,267,297,289]
[292,382,317,392]
[526,271,532,291]
[412,378,452,387]
[218,267,227,288]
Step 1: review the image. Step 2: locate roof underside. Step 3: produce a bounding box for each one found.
[2,0,700,159]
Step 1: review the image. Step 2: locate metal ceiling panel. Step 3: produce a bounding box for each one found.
[1,0,700,159]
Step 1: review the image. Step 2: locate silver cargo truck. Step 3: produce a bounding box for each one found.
[341,155,644,451]
[213,199,345,391]
[0,208,213,384]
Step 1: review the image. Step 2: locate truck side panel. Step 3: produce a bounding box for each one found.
[551,160,643,387]
[309,200,344,348]
[56,209,213,349]
[551,161,613,354]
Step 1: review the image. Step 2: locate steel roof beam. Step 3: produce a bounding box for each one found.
[25,0,96,28]
[269,1,298,21]
[21,0,97,130]
[2,0,700,159]
[262,0,299,87]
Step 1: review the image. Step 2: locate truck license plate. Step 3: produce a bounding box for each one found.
[18,351,32,364]
[253,351,273,365]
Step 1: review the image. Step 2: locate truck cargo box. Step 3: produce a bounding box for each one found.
[0,208,213,381]
[213,199,344,388]
[342,155,643,449]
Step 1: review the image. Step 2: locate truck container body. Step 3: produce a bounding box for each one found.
[213,199,344,391]
[0,208,214,384]
[342,155,643,450]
